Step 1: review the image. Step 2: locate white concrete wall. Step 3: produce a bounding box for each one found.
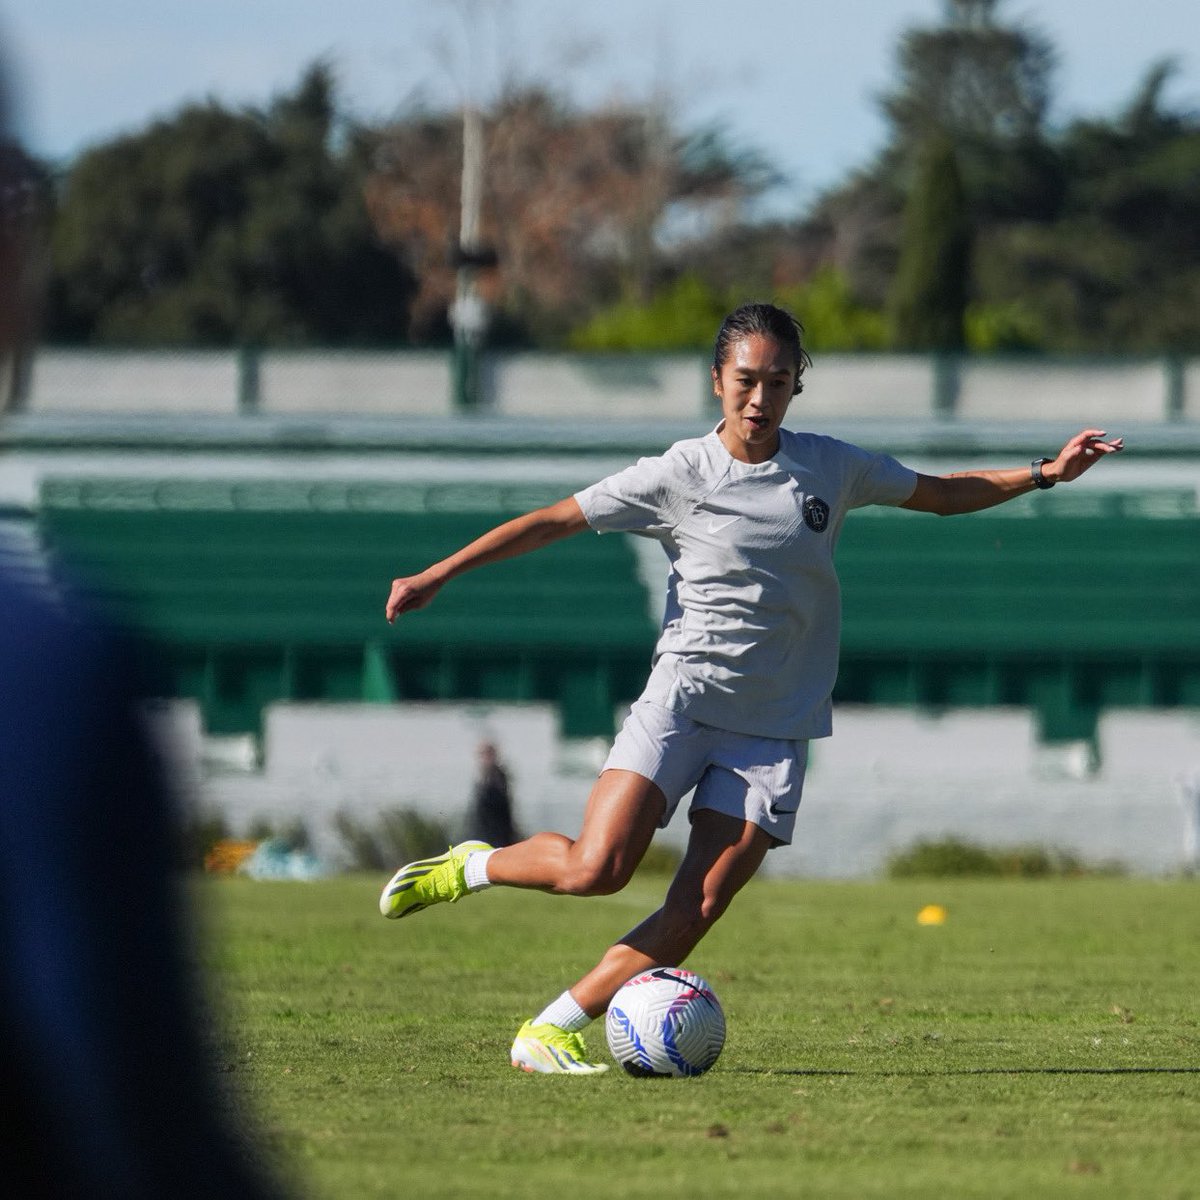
[154,701,1200,879]
[1184,360,1200,421]
[489,353,710,420]
[27,350,240,414]
[256,351,453,415]
[20,347,1196,422]
[956,360,1166,423]
[801,354,935,419]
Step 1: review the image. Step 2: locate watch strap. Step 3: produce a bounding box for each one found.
[1030,458,1055,489]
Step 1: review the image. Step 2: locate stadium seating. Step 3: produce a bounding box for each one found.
[37,479,1200,741]
[38,479,657,737]
[836,492,1200,739]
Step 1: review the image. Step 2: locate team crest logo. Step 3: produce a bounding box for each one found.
[803,495,830,533]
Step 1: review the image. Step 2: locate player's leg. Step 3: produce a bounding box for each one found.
[571,808,771,1015]
[563,732,803,1017]
[382,699,707,917]
[486,768,666,894]
[379,768,666,918]
[512,734,804,1073]
[511,808,769,1073]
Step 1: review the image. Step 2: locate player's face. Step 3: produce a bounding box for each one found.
[712,334,796,463]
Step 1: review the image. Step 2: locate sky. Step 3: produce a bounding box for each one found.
[4,0,1198,213]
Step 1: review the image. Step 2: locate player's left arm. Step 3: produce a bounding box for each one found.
[900,429,1124,516]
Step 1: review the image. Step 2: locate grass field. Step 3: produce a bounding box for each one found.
[199,874,1200,1199]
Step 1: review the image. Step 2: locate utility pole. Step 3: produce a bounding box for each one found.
[451,102,489,410]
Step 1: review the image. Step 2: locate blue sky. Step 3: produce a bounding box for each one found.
[4,0,1198,212]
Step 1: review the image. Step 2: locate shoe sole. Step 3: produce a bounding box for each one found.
[510,1038,608,1075]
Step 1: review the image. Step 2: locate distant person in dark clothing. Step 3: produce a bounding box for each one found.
[470,741,520,847]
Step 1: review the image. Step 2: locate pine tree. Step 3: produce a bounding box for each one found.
[887,135,970,351]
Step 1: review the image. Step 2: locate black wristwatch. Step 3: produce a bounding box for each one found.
[1030,458,1056,489]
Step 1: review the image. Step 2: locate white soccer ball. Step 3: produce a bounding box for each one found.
[605,967,726,1077]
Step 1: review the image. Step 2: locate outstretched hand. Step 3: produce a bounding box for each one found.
[382,499,588,625]
[386,572,441,623]
[1049,429,1124,484]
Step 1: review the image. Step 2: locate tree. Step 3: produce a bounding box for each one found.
[808,0,1057,315]
[364,90,776,344]
[881,0,1055,155]
[974,60,1200,351]
[567,273,729,352]
[887,136,970,351]
[45,63,415,346]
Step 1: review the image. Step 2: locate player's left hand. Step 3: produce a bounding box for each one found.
[1048,429,1124,484]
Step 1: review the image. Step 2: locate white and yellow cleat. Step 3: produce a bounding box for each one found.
[379,840,492,919]
[510,1020,609,1074]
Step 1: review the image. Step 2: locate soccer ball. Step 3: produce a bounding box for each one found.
[605,967,725,1077]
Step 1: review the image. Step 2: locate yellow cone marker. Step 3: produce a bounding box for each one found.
[917,904,947,926]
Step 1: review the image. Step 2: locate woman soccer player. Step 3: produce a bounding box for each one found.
[380,303,1123,1074]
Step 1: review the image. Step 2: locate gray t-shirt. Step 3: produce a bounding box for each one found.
[575,425,918,740]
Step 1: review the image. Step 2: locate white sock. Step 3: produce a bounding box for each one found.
[463,849,495,891]
[534,990,590,1032]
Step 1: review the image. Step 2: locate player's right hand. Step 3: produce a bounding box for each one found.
[386,572,441,623]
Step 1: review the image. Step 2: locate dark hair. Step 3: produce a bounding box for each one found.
[712,303,812,396]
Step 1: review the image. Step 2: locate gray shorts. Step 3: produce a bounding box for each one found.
[602,699,809,846]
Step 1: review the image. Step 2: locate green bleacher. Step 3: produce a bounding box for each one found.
[39,479,657,737]
[837,500,1200,738]
[37,479,1200,741]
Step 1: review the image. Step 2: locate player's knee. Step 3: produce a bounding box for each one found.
[558,847,635,896]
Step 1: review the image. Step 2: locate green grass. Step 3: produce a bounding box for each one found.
[198,875,1200,1199]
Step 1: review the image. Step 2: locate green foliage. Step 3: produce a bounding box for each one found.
[569,268,887,355]
[35,10,1200,355]
[775,269,888,351]
[888,135,970,350]
[331,807,453,872]
[567,273,729,352]
[975,60,1200,352]
[201,876,1200,1198]
[963,298,1046,350]
[45,61,415,346]
[824,8,1200,355]
[880,0,1055,155]
[887,836,1122,879]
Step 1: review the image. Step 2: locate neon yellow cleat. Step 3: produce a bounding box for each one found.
[379,840,492,919]
[510,1020,609,1074]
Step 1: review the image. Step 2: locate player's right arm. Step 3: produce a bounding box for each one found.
[385,496,589,623]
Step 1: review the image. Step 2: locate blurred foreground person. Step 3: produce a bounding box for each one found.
[0,50,284,1200]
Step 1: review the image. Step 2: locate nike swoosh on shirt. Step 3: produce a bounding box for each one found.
[706,516,741,533]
